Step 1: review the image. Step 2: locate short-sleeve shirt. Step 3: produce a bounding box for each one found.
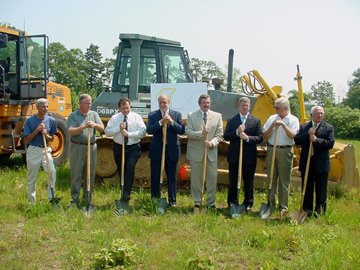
[67,110,103,143]
[23,114,57,146]
[263,113,299,146]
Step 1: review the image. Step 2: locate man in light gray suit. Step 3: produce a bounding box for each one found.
[185,94,223,211]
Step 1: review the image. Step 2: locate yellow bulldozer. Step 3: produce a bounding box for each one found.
[0,25,71,164]
[92,33,359,190]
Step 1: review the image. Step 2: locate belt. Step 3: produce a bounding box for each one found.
[71,140,95,145]
[268,143,292,149]
[31,145,45,148]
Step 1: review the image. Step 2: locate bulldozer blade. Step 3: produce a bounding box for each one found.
[259,203,276,220]
[291,209,308,225]
[229,203,245,219]
[157,198,167,214]
[114,199,131,215]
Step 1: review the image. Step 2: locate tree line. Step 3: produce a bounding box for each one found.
[48,42,360,139]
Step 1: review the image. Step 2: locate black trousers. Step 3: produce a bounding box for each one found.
[227,162,256,207]
[113,143,141,202]
[301,163,328,216]
[150,151,178,204]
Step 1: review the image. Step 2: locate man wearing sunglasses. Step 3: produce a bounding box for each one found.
[263,97,299,217]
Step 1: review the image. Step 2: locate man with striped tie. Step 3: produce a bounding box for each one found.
[185,94,223,211]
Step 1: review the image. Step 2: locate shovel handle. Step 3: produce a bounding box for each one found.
[237,138,243,189]
[160,120,167,185]
[300,141,313,211]
[269,127,278,189]
[42,134,54,190]
[87,127,91,191]
[121,134,125,186]
[200,133,208,210]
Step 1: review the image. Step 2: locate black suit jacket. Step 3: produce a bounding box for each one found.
[224,114,263,165]
[294,121,335,173]
[147,109,185,162]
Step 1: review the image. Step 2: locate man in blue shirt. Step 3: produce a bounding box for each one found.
[23,98,57,205]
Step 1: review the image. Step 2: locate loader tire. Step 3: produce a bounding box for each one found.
[48,113,69,165]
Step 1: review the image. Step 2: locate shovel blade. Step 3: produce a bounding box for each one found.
[115,199,131,215]
[229,203,245,219]
[259,203,276,220]
[291,209,308,225]
[81,204,96,217]
[157,198,167,214]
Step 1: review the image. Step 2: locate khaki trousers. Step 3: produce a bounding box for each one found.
[266,146,293,211]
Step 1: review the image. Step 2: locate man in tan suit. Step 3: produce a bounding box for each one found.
[186,94,223,211]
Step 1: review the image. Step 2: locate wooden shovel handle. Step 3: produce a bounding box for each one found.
[42,134,54,189]
[160,121,167,185]
[300,141,313,211]
[237,138,243,189]
[87,128,91,191]
[200,133,208,210]
[269,128,278,189]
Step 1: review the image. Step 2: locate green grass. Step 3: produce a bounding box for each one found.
[1,152,360,269]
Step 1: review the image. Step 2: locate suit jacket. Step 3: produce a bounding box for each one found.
[185,110,223,163]
[224,114,263,165]
[147,109,185,162]
[294,121,335,173]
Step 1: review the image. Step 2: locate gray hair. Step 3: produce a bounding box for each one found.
[275,97,290,110]
[79,94,92,103]
[198,94,210,104]
[238,97,250,105]
[36,98,49,107]
[158,94,170,102]
[311,105,324,114]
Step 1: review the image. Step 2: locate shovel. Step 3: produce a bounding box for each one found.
[82,128,95,216]
[42,133,60,207]
[260,127,278,220]
[115,135,131,215]
[229,137,245,218]
[194,133,209,214]
[157,118,168,214]
[291,141,313,225]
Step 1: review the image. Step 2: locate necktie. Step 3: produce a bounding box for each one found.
[241,116,246,125]
[203,112,207,124]
[123,115,128,145]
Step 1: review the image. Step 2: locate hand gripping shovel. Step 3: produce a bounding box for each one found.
[230,138,245,218]
[82,128,95,216]
[291,141,312,225]
[157,118,168,214]
[115,135,131,215]
[42,134,60,207]
[260,127,278,220]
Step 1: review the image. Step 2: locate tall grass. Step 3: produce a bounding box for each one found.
[0,153,359,269]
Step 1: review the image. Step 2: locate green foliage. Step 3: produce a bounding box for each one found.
[190,58,225,83]
[343,68,360,109]
[93,239,138,269]
[310,80,335,107]
[187,255,215,270]
[324,105,360,139]
[288,89,312,120]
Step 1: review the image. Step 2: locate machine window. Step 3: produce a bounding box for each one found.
[162,49,187,83]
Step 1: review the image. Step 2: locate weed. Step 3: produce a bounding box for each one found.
[93,239,138,269]
[187,255,215,270]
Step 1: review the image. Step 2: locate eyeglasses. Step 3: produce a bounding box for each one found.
[274,106,281,109]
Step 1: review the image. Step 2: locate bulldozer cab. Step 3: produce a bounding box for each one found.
[93,34,193,120]
[0,27,48,101]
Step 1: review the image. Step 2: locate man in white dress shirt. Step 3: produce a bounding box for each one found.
[105,97,146,202]
[263,97,299,216]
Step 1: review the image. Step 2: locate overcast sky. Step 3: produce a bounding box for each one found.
[3,0,360,101]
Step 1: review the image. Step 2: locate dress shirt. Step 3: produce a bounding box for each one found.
[105,111,146,145]
[263,113,299,146]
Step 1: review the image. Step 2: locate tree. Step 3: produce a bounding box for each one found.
[343,68,360,109]
[310,80,335,107]
[190,58,225,83]
[287,89,312,120]
[85,44,105,96]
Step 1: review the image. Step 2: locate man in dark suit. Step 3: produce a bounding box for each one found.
[147,94,185,207]
[224,97,263,211]
[294,106,335,216]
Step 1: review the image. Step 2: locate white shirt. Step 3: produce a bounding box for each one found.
[105,111,146,145]
[263,113,299,146]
